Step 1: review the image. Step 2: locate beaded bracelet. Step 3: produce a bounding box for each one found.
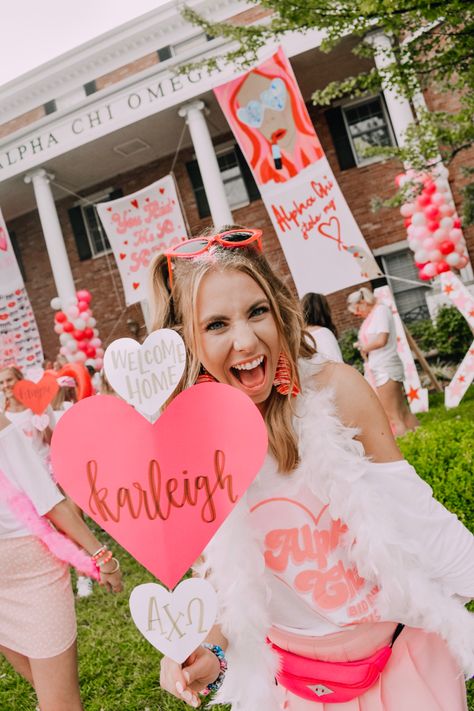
[200,643,227,696]
[100,557,120,575]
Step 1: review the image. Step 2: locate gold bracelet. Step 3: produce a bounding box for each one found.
[101,557,120,575]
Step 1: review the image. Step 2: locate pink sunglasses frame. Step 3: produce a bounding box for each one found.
[164,228,263,288]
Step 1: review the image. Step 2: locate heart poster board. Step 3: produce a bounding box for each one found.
[50,383,268,589]
[13,373,59,415]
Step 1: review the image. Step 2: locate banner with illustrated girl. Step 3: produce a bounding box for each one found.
[214,48,382,296]
[0,209,43,369]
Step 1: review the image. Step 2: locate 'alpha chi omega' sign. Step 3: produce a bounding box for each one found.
[214,48,382,296]
[97,176,187,306]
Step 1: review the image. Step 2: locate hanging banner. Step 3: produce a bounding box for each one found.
[439,273,474,408]
[0,209,43,370]
[214,48,382,296]
[97,175,187,305]
[374,286,429,413]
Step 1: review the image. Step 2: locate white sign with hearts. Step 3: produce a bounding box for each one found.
[129,579,218,664]
[104,329,186,418]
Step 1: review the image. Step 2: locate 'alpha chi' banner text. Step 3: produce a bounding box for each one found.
[0,209,43,369]
[214,48,382,295]
[97,176,187,305]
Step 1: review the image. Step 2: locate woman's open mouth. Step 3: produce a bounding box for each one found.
[230,355,266,391]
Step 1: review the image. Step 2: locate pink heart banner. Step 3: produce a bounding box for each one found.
[51,383,268,589]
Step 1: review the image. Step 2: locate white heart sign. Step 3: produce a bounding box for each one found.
[129,579,217,664]
[32,413,50,431]
[104,329,186,418]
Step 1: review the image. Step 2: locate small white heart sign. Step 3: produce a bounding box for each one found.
[32,413,50,431]
[129,579,217,664]
[103,329,186,418]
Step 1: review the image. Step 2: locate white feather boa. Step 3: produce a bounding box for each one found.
[196,362,474,709]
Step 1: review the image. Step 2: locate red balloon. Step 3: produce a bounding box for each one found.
[85,345,96,358]
[63,321,74,333]
[404,218,412,228]
[453,218,462,229]
[78,342,88,352]
[77,300,89,312]
[423,182,436,195]
[55,311,67,323]
[83,327,94,339]
[76,289,92,303]
[418,270,432,281]
[73,329,85,341]
[426,220,440,233]
[424,206,439,221]
[439,240,455,255]
[417,194,431,208]
[436,261,450,274]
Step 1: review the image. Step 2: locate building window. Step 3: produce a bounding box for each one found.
[44,100,57,115]
[68,188,122,261]
[157,33,211,63]
[84,80,97,96]
[186,144,260,219]
[342,96,396,166]
[379,248,429,322]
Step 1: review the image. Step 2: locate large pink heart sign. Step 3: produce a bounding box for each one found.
[50,383,268,589]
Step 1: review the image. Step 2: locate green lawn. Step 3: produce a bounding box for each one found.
[1,388,473,710]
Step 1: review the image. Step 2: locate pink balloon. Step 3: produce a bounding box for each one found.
[433,228,448,243]
[411,212,426,226]
[90,338,102,348]
[421,263,438,278]
[78,300,89,312]
[428,249,442,262]
[422,237,437,251]
[424,205,439,221]
[68,306,79,319]
[76,289,92,303]
[96,348,104,358]
[455,243,466,254]
[54,323,64,334]
[75,351,87,363]
[458,256,469,268]
[94,357,103,370]
[413,226,429,240]
[438,204,454,217]
[431,192,446,205]
[449,228,462,244]
[59,346,68,356]
[400,203,416,217]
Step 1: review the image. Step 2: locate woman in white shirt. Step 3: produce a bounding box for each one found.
[347,287,419,436]
[0,412,122,711]
[301,293,343,363]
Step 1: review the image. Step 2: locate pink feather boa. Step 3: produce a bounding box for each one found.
[0,469,100,580]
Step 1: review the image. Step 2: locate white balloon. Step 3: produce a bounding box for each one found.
[428,249,442,262]
[440,217,454,231]
[74,318,86,330]
[59,333,71,345]
[85,358,96,367]
[446,252,461,267]
[411,212,426,226]
[93,328,99,337]
[88,317,97,328]
[54,323,64,334]
[66,340,78,353]
[414,249,429,263]
[50,297,62,310]
[437,165,449,179]
[434,179,449,193]
[75,351,87,362]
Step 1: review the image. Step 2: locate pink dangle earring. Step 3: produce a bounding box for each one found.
[273,352,300,397]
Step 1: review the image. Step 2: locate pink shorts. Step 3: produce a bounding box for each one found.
[269,622,467,710]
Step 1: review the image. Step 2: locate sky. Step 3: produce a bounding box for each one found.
[0,0,170,88]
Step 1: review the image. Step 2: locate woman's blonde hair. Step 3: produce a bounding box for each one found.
[150,235,315,472]
[347,287,376,314]
[0,366,24,411]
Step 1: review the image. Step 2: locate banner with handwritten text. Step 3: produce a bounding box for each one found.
[214,48,381,296]
[97,176,187,305]
[0,209,43,369]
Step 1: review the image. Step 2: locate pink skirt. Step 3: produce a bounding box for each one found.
[0,535,76,658]
[269,622,467,711]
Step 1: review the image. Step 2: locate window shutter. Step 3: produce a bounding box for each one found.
[325,106,356,171]
[235,144,260,202]
[68,206,92,261]
[186,160,211,218]
[108,188,123,202]
[157,46,172,62]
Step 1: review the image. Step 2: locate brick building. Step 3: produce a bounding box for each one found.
[0,0,472,360]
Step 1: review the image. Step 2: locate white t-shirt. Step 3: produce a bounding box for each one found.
[0,423,64,538]
[309,327,343,363]
[4,407,54,465]
[360,304,403,374]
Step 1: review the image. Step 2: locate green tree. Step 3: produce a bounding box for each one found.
[184,0,474,220]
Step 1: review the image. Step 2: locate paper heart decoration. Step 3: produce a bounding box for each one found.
[104,330,187,418]
[129,579,217,663]
[13,373,59,415]
[50,383,268,588]
[32,413,50,431]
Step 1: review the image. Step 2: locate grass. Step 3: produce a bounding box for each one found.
[1,388,473,710]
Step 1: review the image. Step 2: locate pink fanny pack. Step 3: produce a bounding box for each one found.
[268,624,404,704]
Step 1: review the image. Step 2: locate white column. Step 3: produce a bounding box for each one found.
[24,168,76,306]
[179,100,233,228]
[368,31,416,147]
